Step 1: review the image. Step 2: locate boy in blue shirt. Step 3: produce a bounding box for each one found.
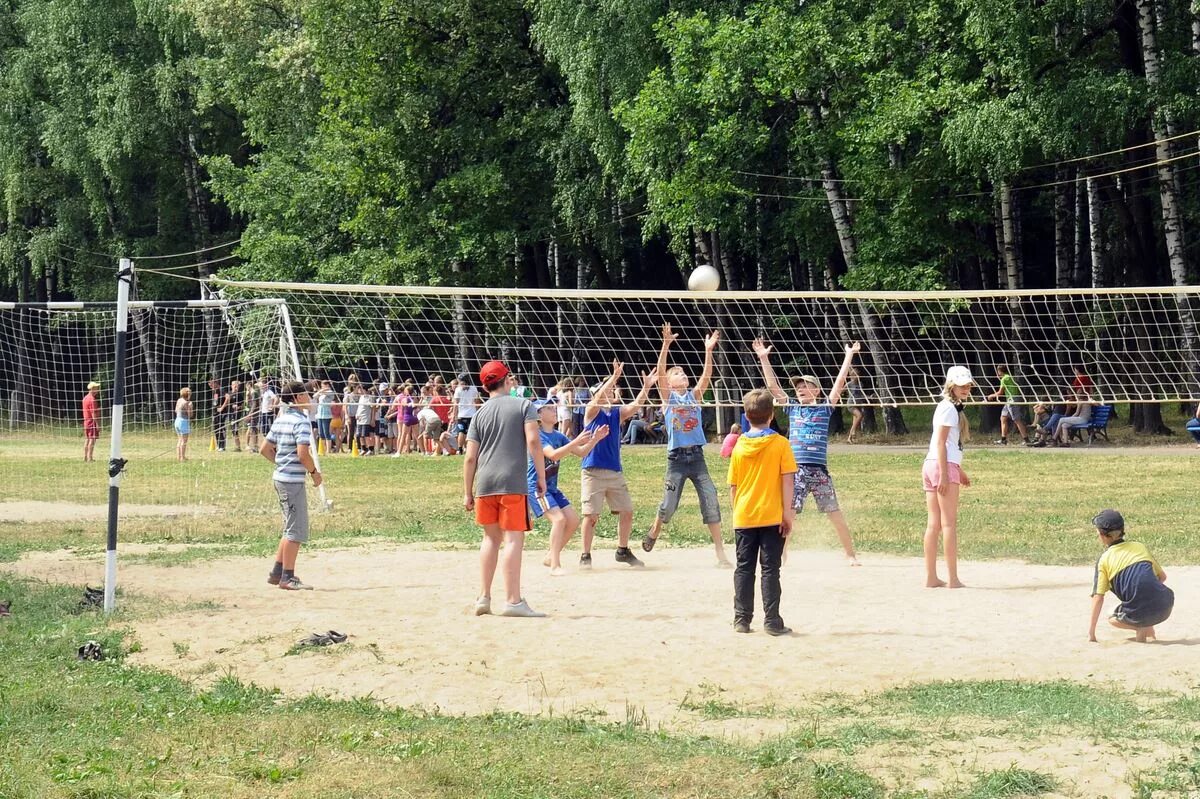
[753,338,862,565]
[642,323,730,567]
[1088,509,1173,643]
[529,399,609,575]
[579,359,659,568]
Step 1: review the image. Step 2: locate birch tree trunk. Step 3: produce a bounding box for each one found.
[1073,178,1087,287]
[1053,169,1072,378]
[451,259,468,373]
[1139,0,1192,429]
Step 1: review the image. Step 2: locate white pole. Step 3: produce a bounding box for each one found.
[104,259,133,614]
[278,303,332,511]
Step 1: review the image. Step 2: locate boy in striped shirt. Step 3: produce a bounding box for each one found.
[261,381,323,590]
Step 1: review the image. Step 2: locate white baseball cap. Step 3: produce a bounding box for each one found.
[946,365,974,386]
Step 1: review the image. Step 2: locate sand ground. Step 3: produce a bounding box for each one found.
[4,544,1198,798]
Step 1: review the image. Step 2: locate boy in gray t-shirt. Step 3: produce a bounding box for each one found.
[464,360,546,618]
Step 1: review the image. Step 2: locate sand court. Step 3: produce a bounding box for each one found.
[4,545,1198,729]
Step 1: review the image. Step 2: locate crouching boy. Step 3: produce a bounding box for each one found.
[727,389,798,635]
[1088,509,1173,643]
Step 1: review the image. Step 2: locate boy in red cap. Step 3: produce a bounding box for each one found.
[464,360,547,617]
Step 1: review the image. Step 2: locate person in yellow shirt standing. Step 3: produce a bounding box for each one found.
[1088,509,1174,643]
[727,389,798,636]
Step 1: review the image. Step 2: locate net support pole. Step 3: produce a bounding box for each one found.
[104,259,133,614]
[278,303,331,510]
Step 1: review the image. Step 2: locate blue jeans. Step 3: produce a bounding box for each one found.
[1187,417,1200,443]
[624,419,647,444]
[657,446,722,525]
[1042,413,1063,438]
[317,418,333,441]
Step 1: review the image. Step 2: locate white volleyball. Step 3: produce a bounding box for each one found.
[687,264,721,292]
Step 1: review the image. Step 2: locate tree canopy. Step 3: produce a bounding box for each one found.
[2,0,1200,300]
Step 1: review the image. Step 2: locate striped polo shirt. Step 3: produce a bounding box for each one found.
[266,407,313,483]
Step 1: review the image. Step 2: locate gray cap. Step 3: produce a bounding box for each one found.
[1092,509,1125,533]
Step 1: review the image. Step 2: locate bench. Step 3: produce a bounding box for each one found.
[1068,403,1113,446]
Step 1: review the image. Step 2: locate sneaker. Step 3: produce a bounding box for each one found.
[764,625,793,637]
[579,552,592,570]
[615,547,644,568]
[733,620,751,634]
[500,599,546,618]
[267,572,282,586]
[474,595,492,616]
[994,438,1008,445]
[641,533,657,552]
[278,576,313,591]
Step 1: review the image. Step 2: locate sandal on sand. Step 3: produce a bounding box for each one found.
[296,630,348,648]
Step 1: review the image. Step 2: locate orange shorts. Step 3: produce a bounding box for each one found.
[474,494,532,532]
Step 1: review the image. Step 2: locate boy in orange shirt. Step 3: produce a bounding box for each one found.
[727,389,798,635]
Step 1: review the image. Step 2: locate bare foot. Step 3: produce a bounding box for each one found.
[846,556,862,567]
[948,580,965,589]
[542,554,552,568]
[926,578,947,588]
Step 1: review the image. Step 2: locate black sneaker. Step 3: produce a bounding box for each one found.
[579,552,592,570]
[733,620,751,634]
[641,533,657,552]
[994,438,1008,445]
[615,547,644,567]
[764,625,793,637]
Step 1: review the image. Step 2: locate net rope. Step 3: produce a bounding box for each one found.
[213,281,1200,407]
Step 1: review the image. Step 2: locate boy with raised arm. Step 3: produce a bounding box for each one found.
[753,338,862,565]
[641,323,730,566]
[579,359,658,569]
[530,399,609,575]
[464,360,547,617]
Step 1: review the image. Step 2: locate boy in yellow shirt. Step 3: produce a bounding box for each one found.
[727,389,798,635]
[1088,509,1173,643]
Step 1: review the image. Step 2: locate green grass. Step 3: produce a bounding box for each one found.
[966,767,1056,799]
[2,427,1200,566]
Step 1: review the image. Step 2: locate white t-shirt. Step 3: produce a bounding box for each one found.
[454,385,479,419]
[418,407,440,425]
[925,399,964,465]
[259,388,277,415]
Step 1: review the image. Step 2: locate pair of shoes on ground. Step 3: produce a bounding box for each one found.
[734,621,792,636]
[268,573,313,591]
[474,596,546,617]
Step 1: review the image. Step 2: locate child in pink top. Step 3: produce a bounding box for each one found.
[720,423,742,458]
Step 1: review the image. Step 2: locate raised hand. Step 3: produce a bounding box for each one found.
[611,358,624,377]
[661,322,678,345]
[751,337,773,359]
[573,429,595,446]
[846,341,862,355]
[590,423,610,442]
[704,330,721,351]
[642,367,659,389]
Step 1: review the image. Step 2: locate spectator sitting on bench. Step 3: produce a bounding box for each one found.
[1049,389,1093,447]
[1186,404,1200,448]
[1026,403,1062,447]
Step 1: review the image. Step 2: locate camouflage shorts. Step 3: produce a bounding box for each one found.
[794,465,839,513]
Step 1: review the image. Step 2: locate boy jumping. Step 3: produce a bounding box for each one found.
[728,389,797,635]
[753,338,861,565]
[641,323,730,566]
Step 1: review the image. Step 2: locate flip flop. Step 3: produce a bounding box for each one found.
[79,586,105,610]
[296,630,348,648]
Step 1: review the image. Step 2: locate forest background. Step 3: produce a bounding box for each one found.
[4,0,1200,434]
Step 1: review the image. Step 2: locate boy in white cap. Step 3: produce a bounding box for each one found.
[752,339,862,565]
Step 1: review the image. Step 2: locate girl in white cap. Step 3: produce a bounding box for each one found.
[923,366,974,588]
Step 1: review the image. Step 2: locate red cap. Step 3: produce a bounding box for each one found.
[479,360,509,385]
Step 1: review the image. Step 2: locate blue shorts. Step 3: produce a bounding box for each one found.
[529,488,570,519]
[174,418,191,436]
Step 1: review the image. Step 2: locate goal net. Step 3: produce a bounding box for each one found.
[214,280,1200,408]
[0,299,308,537]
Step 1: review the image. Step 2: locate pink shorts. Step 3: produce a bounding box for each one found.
[922,460,963,492]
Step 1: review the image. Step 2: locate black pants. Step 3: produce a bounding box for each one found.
[213,413,227,450]
[734,525,785,628]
